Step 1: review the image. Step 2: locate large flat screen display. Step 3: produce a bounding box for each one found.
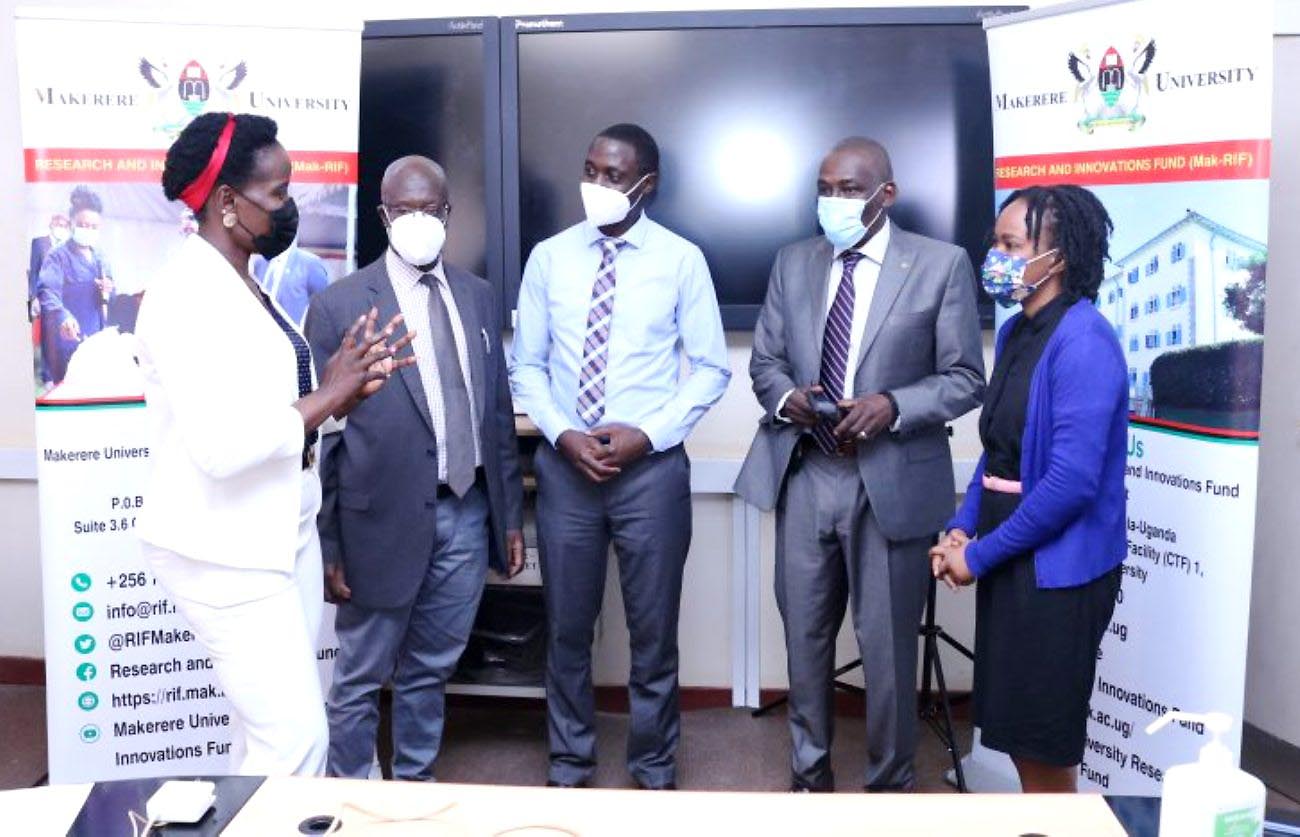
[504,9,1016,328]
[359,19,501,283]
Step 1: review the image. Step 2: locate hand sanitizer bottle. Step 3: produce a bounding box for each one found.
[1145,711,1265,837]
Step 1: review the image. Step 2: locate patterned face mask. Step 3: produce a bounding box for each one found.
[980,247,1058,307]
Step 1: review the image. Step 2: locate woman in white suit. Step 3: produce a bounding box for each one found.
[135,112,413,776]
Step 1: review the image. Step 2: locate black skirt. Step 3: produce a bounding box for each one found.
[972,490,1122,767]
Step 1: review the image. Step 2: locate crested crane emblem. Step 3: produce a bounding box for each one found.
[1067,39,1156,133]
[138,57,248,134]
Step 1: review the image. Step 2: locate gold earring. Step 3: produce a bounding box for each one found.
[222,210,237,229]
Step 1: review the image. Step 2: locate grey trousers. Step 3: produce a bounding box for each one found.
[326,484,489,780]
[534,442,691,787]
[776,448,931,790]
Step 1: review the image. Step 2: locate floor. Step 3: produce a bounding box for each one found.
[0,685,45,790]
[4,683,1299,818]
[433,700,968,792]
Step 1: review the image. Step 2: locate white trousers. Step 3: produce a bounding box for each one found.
[144,470,327,777]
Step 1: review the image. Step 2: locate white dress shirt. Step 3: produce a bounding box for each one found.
[385,248,482,482]
[829,219,890,381]
[777,221,899,423]
[510,214,730,451]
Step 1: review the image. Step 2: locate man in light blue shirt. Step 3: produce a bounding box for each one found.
[511,123,729,790]
[253,238,330,327]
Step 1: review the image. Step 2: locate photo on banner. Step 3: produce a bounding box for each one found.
[24,182,350,397]
[14,10,361,783]
[978,0,1273,795]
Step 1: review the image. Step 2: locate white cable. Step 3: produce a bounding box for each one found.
[322,799,459,834]
[127,809,159,837]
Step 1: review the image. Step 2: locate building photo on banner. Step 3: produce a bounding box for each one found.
[978,0,1273,797]
[14,9,361,783]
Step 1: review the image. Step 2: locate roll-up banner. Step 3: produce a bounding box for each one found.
[15,8,360,782]
[975,0,1273,795]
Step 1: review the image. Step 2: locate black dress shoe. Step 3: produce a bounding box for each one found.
[546,779,590,788]
[789,780,833,793]
[637,781,677,791]
[864,782,915,793]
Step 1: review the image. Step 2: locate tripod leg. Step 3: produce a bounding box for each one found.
[931,641,968,793]
[919,542,943,709]
[920,579,938,709]
[751,690,789,718]
[830,658,865,696]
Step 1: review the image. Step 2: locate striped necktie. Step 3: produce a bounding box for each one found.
[576,237,627,427]
[812,251,865,455]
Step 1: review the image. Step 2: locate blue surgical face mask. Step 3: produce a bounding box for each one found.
[817,182,886,252]
[980,248,1058,307]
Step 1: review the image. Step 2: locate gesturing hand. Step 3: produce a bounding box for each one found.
[588,423,651,470]
[356,310,414,400]
[320,307,416,419]
[557,429,621,484]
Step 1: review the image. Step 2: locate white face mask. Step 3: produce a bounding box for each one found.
[816,182,887,253]
[387,212,446,268]
[580,172,652,228]
[50,225,70,244]
[72,226,99,249]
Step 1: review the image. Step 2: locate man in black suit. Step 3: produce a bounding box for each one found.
[305,155,524,780]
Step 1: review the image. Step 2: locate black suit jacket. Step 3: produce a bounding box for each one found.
[304,256,524,609]
[29,235,53,298]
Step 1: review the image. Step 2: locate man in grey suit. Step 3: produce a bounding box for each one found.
[734,137,984,792]
[305,155,525,780]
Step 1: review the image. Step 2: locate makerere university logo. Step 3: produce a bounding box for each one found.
[138,57,248,134]
[1067,39,1157,133]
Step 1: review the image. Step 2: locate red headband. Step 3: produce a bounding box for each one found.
[178,114,236,212]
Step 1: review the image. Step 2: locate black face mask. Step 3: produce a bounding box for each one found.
[234,189,299,260]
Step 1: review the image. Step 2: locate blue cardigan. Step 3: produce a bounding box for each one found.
[948,299,1128,589]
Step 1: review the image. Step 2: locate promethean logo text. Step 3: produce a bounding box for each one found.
[516,19,565,30]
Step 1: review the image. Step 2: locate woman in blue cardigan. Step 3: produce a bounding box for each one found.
[930,184,1127,793]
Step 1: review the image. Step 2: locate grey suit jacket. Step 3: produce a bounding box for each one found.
[734,225,985,541]
[304,256,524,609]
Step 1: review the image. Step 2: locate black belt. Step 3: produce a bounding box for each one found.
[436,467,485,499]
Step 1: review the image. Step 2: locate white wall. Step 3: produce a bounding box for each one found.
[1246,27,1300,749]
[0,0,41,658]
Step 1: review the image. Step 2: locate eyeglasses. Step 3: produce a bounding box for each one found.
[380,204,449,222]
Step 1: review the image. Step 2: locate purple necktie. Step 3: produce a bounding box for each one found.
[576,237,626,426]
[813,252,865,455]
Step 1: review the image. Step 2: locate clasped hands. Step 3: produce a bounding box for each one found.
[781,385,893,454]
[557,424,651,483]
[930,529,975,590]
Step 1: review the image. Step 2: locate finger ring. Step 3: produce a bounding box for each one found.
[857,431,868,440]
